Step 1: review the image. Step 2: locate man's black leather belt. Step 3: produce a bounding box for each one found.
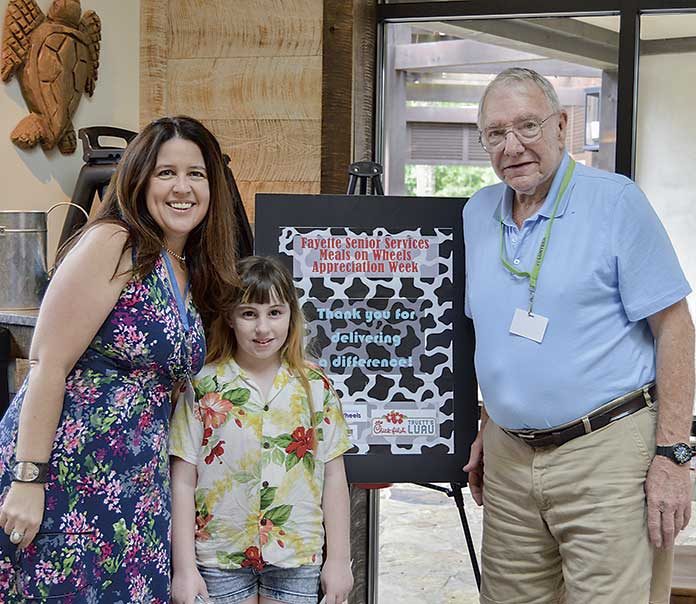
[505,385,656,448]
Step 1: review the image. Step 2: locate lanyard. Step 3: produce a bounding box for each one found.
[499,158,575,314]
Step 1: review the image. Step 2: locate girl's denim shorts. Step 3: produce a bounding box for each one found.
[198,564,321,604]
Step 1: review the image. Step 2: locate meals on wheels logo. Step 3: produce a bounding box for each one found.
[371,409,437,437]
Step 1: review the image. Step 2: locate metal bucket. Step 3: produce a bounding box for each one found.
[0,203,89,311]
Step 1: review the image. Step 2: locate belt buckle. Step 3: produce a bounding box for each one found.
[514,430,538,440]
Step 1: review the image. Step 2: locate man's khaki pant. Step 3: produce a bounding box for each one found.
[480,405,672,604]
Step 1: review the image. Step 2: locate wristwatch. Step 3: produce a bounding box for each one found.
[655,443,694,465]
[11,461,50,483]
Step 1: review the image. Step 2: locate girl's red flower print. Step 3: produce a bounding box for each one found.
[285,426,315,459]
[204,440,226,465]
[241,546,265,571]
[198,392,234,429]
[196,512,213,541]
[259,518,274,545]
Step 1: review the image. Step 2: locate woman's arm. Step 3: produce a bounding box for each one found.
[171,457,209,604]
[0,224,131,549]
[321,455,353,604]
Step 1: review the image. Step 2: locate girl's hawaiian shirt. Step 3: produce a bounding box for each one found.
[169,357,352,571]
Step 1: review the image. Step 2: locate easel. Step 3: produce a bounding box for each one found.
[412,482,481,588]
[345,161,480,603]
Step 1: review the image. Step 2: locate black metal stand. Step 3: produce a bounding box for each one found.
[347,161,384,195]
[59,127,137,248]
[345,163,383,604]
[413,482,481,589]
[343,164,481,601]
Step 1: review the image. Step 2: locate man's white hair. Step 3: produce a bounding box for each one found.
[477,68,562,128]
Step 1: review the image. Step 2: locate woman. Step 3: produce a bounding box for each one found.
[0,116,240,603]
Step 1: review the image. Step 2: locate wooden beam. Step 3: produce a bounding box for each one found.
[429,59,601,78]
[393,39,603,77]
[166,57,322,120]
[201,119,321,182]
[140,0,170,126]
[321,0,354,194]
[237,181,320,224]
[353,0,377,164]
[406,82,586,105]
[641,36,696,55]
[167,0,322,59]
[394,38,545,71]
[417,18,618,70]
[406,106,478,124]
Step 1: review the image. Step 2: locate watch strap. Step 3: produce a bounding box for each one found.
[12,461,50,483]
[655,443,693,465]
[655,445,675,457]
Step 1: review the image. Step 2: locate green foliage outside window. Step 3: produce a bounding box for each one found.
[405,164,499,198]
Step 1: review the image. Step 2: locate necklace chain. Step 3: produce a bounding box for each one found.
[165,247,186,263]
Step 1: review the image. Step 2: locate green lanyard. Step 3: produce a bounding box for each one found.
[499,158,575,314]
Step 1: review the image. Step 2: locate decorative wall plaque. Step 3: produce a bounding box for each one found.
[1,0,101,154]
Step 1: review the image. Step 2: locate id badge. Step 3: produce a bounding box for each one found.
[509,308,548,343]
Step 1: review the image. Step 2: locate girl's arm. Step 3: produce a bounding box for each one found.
[0,224,131,549]
[171,457,209,604]
[321,455,353,604]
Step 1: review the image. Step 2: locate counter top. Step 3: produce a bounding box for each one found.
[0,310,37,358]
[0,310,38,328]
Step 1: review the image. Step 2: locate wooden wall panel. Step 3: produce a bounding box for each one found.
[166,57,322,120]
[353,0,377,164]
[168,0,322,58]
[141,0,331,226]
[321,0,353,193]
[237,181,320,224]
[204,119,320,183]
[140,0,169,126]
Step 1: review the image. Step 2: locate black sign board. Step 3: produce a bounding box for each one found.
[255,194,477,484]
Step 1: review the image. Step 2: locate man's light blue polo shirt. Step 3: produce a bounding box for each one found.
[463,153,691,429]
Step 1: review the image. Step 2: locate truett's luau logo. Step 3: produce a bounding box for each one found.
[372,410,437,437]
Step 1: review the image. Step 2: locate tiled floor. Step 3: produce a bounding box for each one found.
[378,481,696,604]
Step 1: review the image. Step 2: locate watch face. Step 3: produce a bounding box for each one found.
[14,462,39,481]
[673,443,693,465]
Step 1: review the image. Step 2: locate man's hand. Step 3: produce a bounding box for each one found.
[646,455,693,548]
[463,433,484,506]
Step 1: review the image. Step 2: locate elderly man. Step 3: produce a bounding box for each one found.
[462,67,694,604]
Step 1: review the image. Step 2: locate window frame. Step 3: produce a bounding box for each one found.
[376,0,696,179]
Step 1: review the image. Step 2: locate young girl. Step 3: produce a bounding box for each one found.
[170,256,353,604]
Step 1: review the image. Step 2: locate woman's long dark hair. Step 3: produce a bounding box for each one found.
[58,116,241,326]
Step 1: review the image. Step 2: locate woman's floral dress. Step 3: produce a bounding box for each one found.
[0,254,205,603]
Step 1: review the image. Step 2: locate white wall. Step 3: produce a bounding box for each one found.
[0,0,140,255]
[635,52,696,317]
[636,51,696,411]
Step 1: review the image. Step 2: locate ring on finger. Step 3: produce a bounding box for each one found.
[9,530,23,544]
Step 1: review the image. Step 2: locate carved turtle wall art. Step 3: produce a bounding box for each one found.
[1,0,101,154]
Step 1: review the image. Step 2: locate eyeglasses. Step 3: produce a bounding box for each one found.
[478,112,559,152]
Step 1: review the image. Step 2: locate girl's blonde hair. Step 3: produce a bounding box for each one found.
[207,256,315,417]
